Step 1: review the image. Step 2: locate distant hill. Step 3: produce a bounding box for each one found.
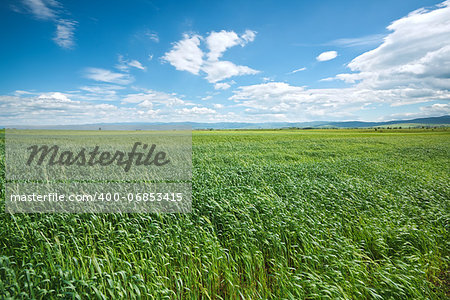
[324,116,450,128]
[3,115,449,130]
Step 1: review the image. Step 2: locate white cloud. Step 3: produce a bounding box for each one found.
[206,30,241,61]
[0,91,207,125]
[122,90,185,107]
[241,29,256,43]
[316,51,338,62]
[136,100,154,109]
[416,103,450,115]
[329,34,385,47]
[53,19,77,49]
[38,92,71,101]
[319,77,335,82]
[231,82,305,101]
[7,3,450,124]
[176,107,216,115]
[146,31,159,43]
[0,89,250,125]
[84,68,134,85]
[288,67,307,74]
[78,85,125,101]
[162,34,204,74]
[116,56,146,71]
[203,60,258,83]
[128,60,146,70]
[0,94,122,125]
[226,0,450,121]
[14,90,34,96]
[205,30,256,61]
[386,103,450,120]
[214,82,231,90]
[13,86,126,102]
[163,30,259,84]
[79,85,124,94]
[17,0,78,49]
[336,1,450,91]
[229,81,450,121]
[213,103,224,109]
[21,0,58,20]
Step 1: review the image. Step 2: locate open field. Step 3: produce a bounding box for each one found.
[0,129,449,299]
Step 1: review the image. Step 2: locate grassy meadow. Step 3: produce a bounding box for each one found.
[0,129,449,299]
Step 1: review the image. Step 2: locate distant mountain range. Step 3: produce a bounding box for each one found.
[4,115,450,130]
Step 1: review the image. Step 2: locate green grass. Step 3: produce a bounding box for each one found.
[0,129,449,299]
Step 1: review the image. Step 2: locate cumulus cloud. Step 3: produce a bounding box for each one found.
[241,29,256,43]
[136,100,154,109]
[230,82,350,118]
[0,91,226,125]
[228,1,450,121]
[7,2,450,124]
[206,30,241,61]
[177,106,216,115]
[229,80,450,121]
[121,90,185,107]
[37,92,71,101]
[231,82,305,101]
[214,82,231,90]
[0,94,121,125]
[14,86,126,102]
[162,30,259,84]
[162,34,204,74]
[205,30,255,61]
[84,68,134,85]
[316,51,338,61]
[335,1,450,91]
[386,103,450,120]
[203,60,258,83]
[414,103,450,116]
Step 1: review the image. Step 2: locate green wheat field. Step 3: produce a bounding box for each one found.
[0,129,449,299]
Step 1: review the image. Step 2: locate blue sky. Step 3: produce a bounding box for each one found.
[0,0,449,125]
